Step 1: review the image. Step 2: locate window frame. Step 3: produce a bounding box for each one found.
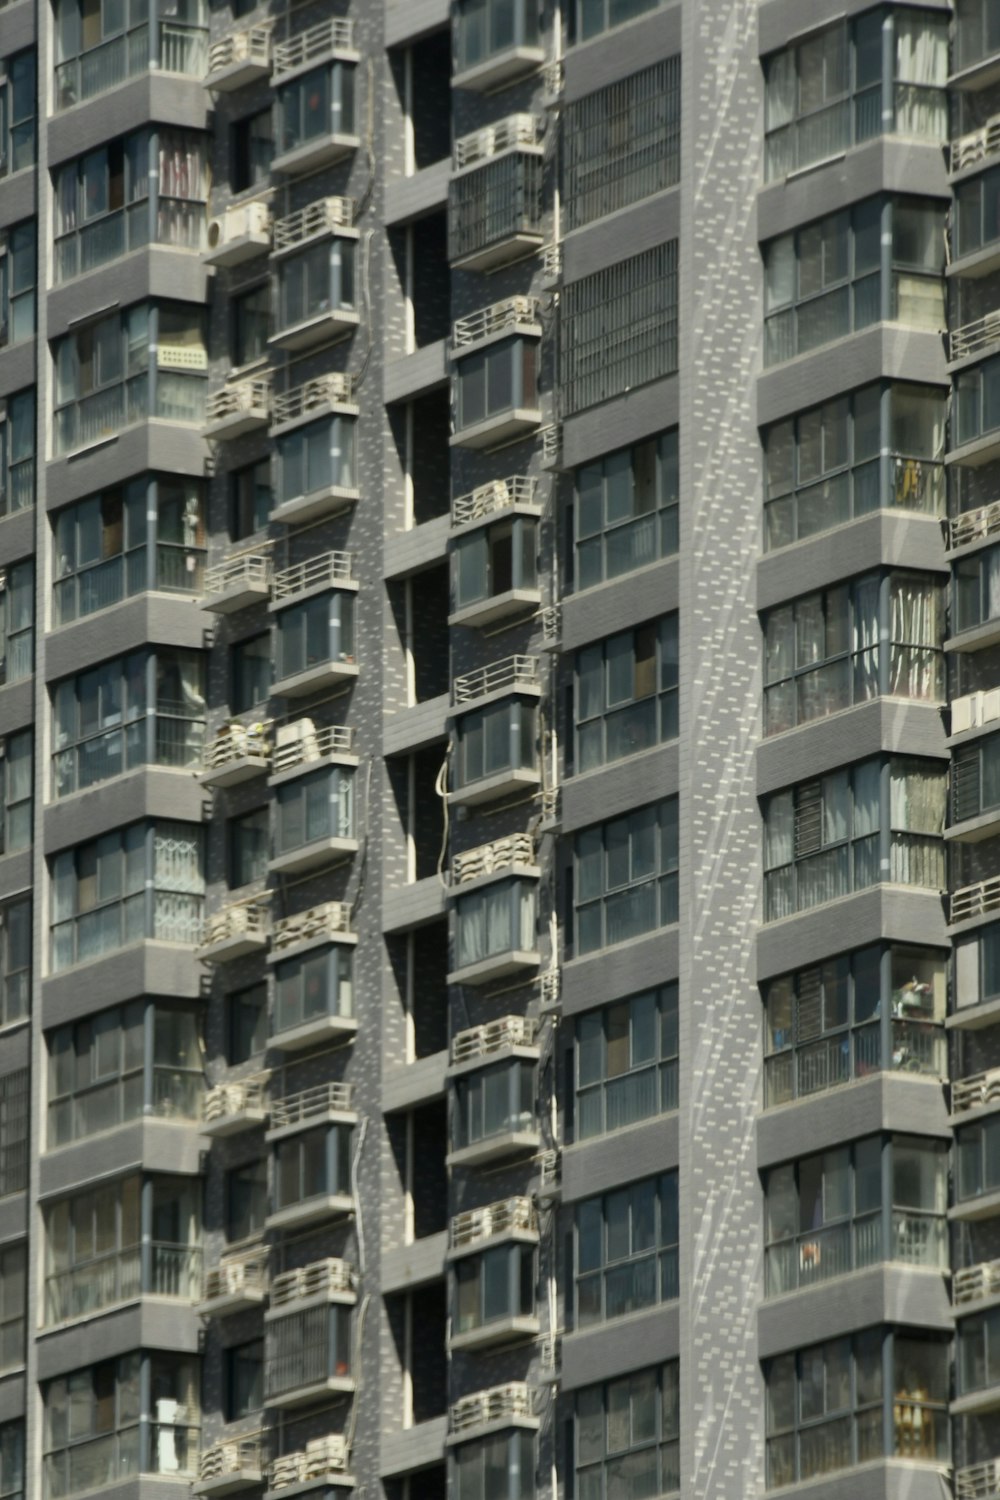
[574,985,678,1141]
[574,614,678,772]
[574,1361,680,1500]
[571,430,678,593]
[573,800,679,956]
[574,1172,679,1328]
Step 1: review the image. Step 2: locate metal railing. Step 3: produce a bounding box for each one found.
[542,424,561,466]
[272,372,356,427]
[199,1433,268,1485]
[952,113,1000,174]
[200,1249,269,1304]
[452,833,536,886]
[452,1015,537,1065]
[451,475,538,528]
[951,309,1000,362]
[272,722,353,775]
[955,1258,1000,1306]
[271,1081,354,1131]
[450,1196,537,1251]
[951,875,1000,924]
[202,1075,268,1124]
[453,654,539,705]
[273,551,353,602]
[957,1460,1000,1500]
[205,377,271,425]
[540,967,560,1010]
[454,114,543,169]
[203,552,272,599]
[954,1067,1000,1114]
[272,17,354,77]
[270,1258,354,1308]
[198,900,269,950]
[270,1437,349,1490]
[452,296,540,351]
[202,720,271,775]
[271,900,353,952]
[273,196,354,252]
[207,22,272,75]
[45,1243,202,1324]
[542,243,562,280]
[450,1383,534,1436]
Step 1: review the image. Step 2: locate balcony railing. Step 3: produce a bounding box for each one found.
[957,1461,1000,1500]
[451,1015,537,1065]
[952,113,1000,175]
[198,899,269,951]
[270,1437,349,1491]
[451,475,538,528]
[951,876,1000,924]
[270,1081,353,1131]
[454,114,543,170]
[452,833,536,886]
[452,655,539,705]
[271,901,353,953]
[272,722,353,775]
[273,196,354,252]
[200,1249,268,1305]
[270,1258,354,1308]
[272,17,355,79]
[954,1067,1000,1114]
[450,1383,534,1436]
[951,501,1000,550]
[272,551,353,602]
[198,1433,268,1487]
[55,19,207,109]
[45,1243,202,1324]
[272,372,356,427]
[202,721,271,777]
[207,22,272,75]
[951,309,1000,362]
[203,1076,268,1126]
[203,552,272,601]
[766,1212,945,1295]
[955,1257,1000,1306]
[450,1196,537,1251]
[453,296,540,351]
[205,377,272,425]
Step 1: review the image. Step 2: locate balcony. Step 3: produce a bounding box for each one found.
[267,1437,352,1496]
[271,721,355,781]
[451,299,542,450]
[270,372,358,436]
[452,0,544,92]
[451,1015,537,1067]
[270,198,359,352]
[273,196,355,253]
[449,1196,538,1257]
[452,655,541,709]
[957,1461,1000,1500]
[200,721,272,790]
[954,1068,1000,1118]
[270,553,359,698]
[195,1248,268,1317]
[454,297,541,353]
[194,1434,268,1495]
[955,1257,1000,1310]
[271,17,355,80]
[195,899,269,962]
[448,1018,541,1169]
[271,23,360,177]
[449,116,545,272]
[451,475,540,532]
[204,201,272,268]
[204,22,273,90]
[448,1383,538,1442]
[268,1257,355,1313]
[203,376,272,441]
[951,309,1000,365]
[201,1075,269,1137]
[951,876,1000,927]
[201,552,273,616]
[267,1081,355,1140]
[952,112,1000,176]
[270,900,355,961]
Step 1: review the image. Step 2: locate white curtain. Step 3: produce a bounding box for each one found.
[895,16,947,139]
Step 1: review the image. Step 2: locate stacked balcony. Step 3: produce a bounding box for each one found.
[204,201,272,268]
[450,298,543,451]
[265,1083,355,1233]
[449,477,543,629]
[448,1016,541,1168]
[196,897,270,963]
[270,196,359,352]
[204,22,273,91]
[201,1075,269,1137]
[200,720,272,790]
[194,1433,269,1495]
[449,115,545,273]
[195,1248,269,1317]
[449,656,542,807]
[270,552,359,697]
[271,20,360,177]
[203,375,272,441]
[202,552,273,616]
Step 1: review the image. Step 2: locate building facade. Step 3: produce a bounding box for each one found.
[0,0,993,1497]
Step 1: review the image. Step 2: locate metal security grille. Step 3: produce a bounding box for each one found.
[0,1069,27,1197]
[563,58,680,231]
[448,153,544,263]
[560,242,678,416]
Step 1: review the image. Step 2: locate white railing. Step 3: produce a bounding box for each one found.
[273,722,353,775]
[450,1196,537,1251]
[270,1258,354,1308]
[207,22,272,74]
[199,1433,268,1484]
[951,309,1000,362]
[453,655,539,705]
[452,475,538,528]
[199,900,269,949]
[201,1249,269,1304]
[951,876,1000,924]
[202,720,271,774]
[272,372,356,427]
[205,377,271,424]
[957,1460,1000,1500]
[453,113,543,169]
[203,553,272,600]
[273,551,353,602]
[452,1015,537,1065]
[952,113,1000,174]
[954,1067,1000,1114]
[450,1383,534,1436]
[952,501,1000,549]
[452,833,536,886]
[541,606,560,647]
[453,296,540,351]
[542,243,562,280]
[542,424,561,466]
[539,1149,560,1196]
[273,196,355,252]
[203,1075,268,1124]
[541,787,560,824]
[955,1258,1000,1306]
[270,1081,353,1130]
[272,18,354,78]
[270,1437,349,1491]
[540,967,560,1009]
[271,900,353,952]
[542,59,564,99]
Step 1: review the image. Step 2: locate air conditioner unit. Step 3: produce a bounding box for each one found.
[205,202,271,266]
[983,688,1000,726]
[953,692,983,734]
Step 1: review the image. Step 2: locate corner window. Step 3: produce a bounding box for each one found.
[54,0,208,108]
[574,615,678,771]
[575,1172,678,1327]
[573,800,678,956]
[575,985,678,1139]
[575,1363,679,1500]
[572,431,678,592]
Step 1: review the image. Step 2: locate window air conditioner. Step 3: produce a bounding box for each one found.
[207,201,271,251]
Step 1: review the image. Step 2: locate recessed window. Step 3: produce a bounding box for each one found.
[0,1069,27,1197]
[574,615,677,772]
[1,52,35,174]
[575,1362,679,1499]
[571,431,678,592]
[0,898,29,1027]
[231,633,272,714]
[561,244,677,416]
[0,730,31,855]
[573,800,678,956]
[0,222,35,346]
[575,1172,678,1326]
[0,559,33,685]
[228,983,267,1065]
[231,459,272,540]
[226,1339,263,1420]
[575,985,678,1139]
[232,282,270,367]
[231,109,273,193]
[228,806,269,889]
[227,1158,266,1242]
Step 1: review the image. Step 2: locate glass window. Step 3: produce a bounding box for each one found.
[454,1242,534,1334]
[955,0,1000,71]
[1,729,31,856]
[226,1339,262,1421]
[0,1070,27,1198]
[0,388,35,518]
[454,878,537,969]
[277,62,355,153]
[455,336,538,430]
[956,353,1000,450]
[575,615,678,770]
[562,243,677,415]
[454,1430,535,1500]
[278,239,356,329]
[274,765,354,854]
[3,52,35,173]
[265,1304,351,1401]
[228,807,268,889]
[454,700,538,789]
[275,591,355,682]
[228,983,266,1065]
[0,1422,23,1500]
[954,543,1000,634]
[958,1115,1000,1202]
[454,1060,536,1150]
[575,1363,679,1500]
[232,282,270,367]
[231,109,273,192]
[573,0,662,44]
[456,0,539,69]
[453,516,537,611]
[0,1245,24,1373]
[226,1158,266,1243]
[575,1173,678,1327]
[1,222,35,346]
[273,945,353,1037]
[0,559,32,686]
[955,163,1000,260]
[276,417,356,502]
[54,129,157,281]
[54,0,207,108]
[231,459,271,540]
[572,431,678,591]
[574,801,678,955]
[273,1124,351,1209]
[0,899,29,1028]
[575,986,678,1139]
[231,633,271,714]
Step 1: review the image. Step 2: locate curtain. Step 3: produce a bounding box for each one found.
[890,760,945,834]
[890,576,943,699]
[853,577,880,700]
[895,16,947,139]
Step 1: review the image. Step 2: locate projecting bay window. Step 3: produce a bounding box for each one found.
[273,944,353,1046]
[574,615,678,772]
[0,560,32,686]
[452,1060,537,1158]
[575,1173,678,1328]
[273,589,355,689]
[959,1307,1000,1400]
[273,765,355,867]
[272,1124,351,1216]
[574,985,678,1140]
[42,1353,200,1497]
[47,1000,203,1146]
[452,878,538,979]
[954,0,1000,74]
[763,572,944,735]
[0,898,29,1026]
[265,1304,352,1405]
[0,390,35,517]
[957,1115,1000,1203]
[766,1330,948,1487]
[274,237,358,348]
[451,514,538,625]
[571,0,664,42]
[0,730,30,856]
[763,758,946,922]
[561,244,678,416]
[764,382,946,549]
[563,59,680,232]
[44,1174,200,1324]
[54,303,207,455]
[0,53,35,175]
[54,129,209,281]
[764,10,947,182]
[573,801,678,957]
[453,335,540,447]
[764,945,946,1106]
[955,355,1000,455]
[275,415,357,518]
[50,820,205,972]
[453,1243,536,1346]
[54,0,208,109]
[53,477,207,623]
[764,197,946,366]
[574,1364,680,1500]
[453,699,538,802]
[274,62,356,168]
[453,0,541,89]
[52,649,206,797]
[453,1432,535,1500]
[570,430,678,592]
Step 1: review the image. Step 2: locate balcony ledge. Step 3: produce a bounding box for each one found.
[447,1041,540,1079]
[270,485,359,527]
[268,308,359,353]
[449,587,541,629]
[203,228,270,268]
[948,242,1000,281]
[271,134,360,178]
[195,928,268,964]
[266,1109,356,1145]
[450,230,544,274]
[447,1314,541,1353]
[446,1129,541,1169]
[271,660,359,698]
[447,767,541,808]
[194,1465,266,1495]
[947,809,1000,843]
[950,53,1000,93]
[947,428,1000,468]
[269,1013,358,1054]
[952,1384,1000,1417]
[200,580,271,616]
[203,406,269,442]
[200,752,270,790]
[266,1374,355,1410]
[268,836,358,877]
[269,750,359,790]
[200,1105,268,1139]
[452,45,545,93]
[450,408,541,452]
[950,1187,1000,1223]
[193,1283,266,1318]
[204,56,270,93]
[945,618,1000,654]
[265,1194,353,1233]
[948,995,1000,1030]
[263,1473,355,1498]
[447,950,540,988]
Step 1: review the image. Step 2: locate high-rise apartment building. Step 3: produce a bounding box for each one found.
[0,0,996,1496]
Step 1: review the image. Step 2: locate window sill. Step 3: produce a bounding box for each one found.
[452,44,544,93]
